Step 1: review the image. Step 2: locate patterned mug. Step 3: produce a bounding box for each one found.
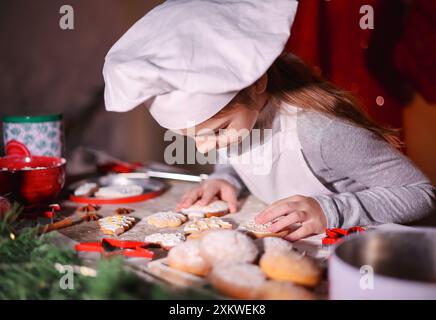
[2,114,64,157]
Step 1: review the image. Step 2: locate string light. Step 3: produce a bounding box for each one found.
[376,96,385,106]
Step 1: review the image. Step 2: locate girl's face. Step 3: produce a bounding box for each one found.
[181,76,269,154]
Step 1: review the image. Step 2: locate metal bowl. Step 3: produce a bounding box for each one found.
[329,228,436,299]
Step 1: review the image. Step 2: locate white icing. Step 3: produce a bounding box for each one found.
[239,219,273,234]
[74,183,98,196]
[98,215,136,235]
[94,185,143,198]
[184,217,232,233]
[181,200,229,216]
[144,232,186,248]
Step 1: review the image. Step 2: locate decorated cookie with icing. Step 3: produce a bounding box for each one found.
[146,211,188,228]
[98,215,136,236]
[183,217,232,235]
[181,200,230,219]
[239,219,289,238]
[144,232,186,250]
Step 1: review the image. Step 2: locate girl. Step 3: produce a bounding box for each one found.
[175,54,435,240]
[103,0,435,241]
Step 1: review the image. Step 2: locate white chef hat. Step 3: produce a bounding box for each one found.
[103,0,298,129]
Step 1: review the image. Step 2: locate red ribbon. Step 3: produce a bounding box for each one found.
[322,226,365,246]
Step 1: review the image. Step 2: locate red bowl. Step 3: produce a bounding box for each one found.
[0,155,67,204]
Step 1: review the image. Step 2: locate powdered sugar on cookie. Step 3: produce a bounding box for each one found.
[239,220,272,234]
[144,232,186,249]
[98,215,136,236]
[184,217,232,234]
[181,200,229,219]
[199,229,259,265]
[146,211,187,228]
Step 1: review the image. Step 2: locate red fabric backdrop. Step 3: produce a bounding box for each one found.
[285,0,436,129]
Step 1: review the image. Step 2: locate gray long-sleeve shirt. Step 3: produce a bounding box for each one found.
[209,110,436,228]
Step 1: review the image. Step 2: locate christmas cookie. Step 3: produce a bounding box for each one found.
[239,219,289,238]
[199,229,259,266]
[256,236,294,255]
[98,215,136,236]
[183,217,232,235]
[254,281,317,300]
[146,211,188,228]
[209,263,266,299]
[259,251,322,288]
[94,185,143,198]
[144,232,186,250]
[181,200,230,219]
[167,240,211,276]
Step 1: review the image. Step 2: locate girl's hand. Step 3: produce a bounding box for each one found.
[176,179,238,213]
[255,195,327,241]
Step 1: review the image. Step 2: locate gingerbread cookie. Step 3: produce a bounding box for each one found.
[181,200,230,219]
[259,251,322,288]
[209,263,266,299]
[254,281,317,300]
[167,240,211,276]
[199,229,259,266]
[144,232,186,250]
[146,211,187,228]
[239,219,289,238]
[98,215,136,236]
[183,217,232,235]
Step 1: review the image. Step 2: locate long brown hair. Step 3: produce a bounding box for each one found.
[266,54,402,148]
[217,54,401,148]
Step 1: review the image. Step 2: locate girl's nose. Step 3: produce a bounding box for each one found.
[195,138,217,154]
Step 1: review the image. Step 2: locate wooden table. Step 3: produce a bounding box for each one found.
[55,179,331,295]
